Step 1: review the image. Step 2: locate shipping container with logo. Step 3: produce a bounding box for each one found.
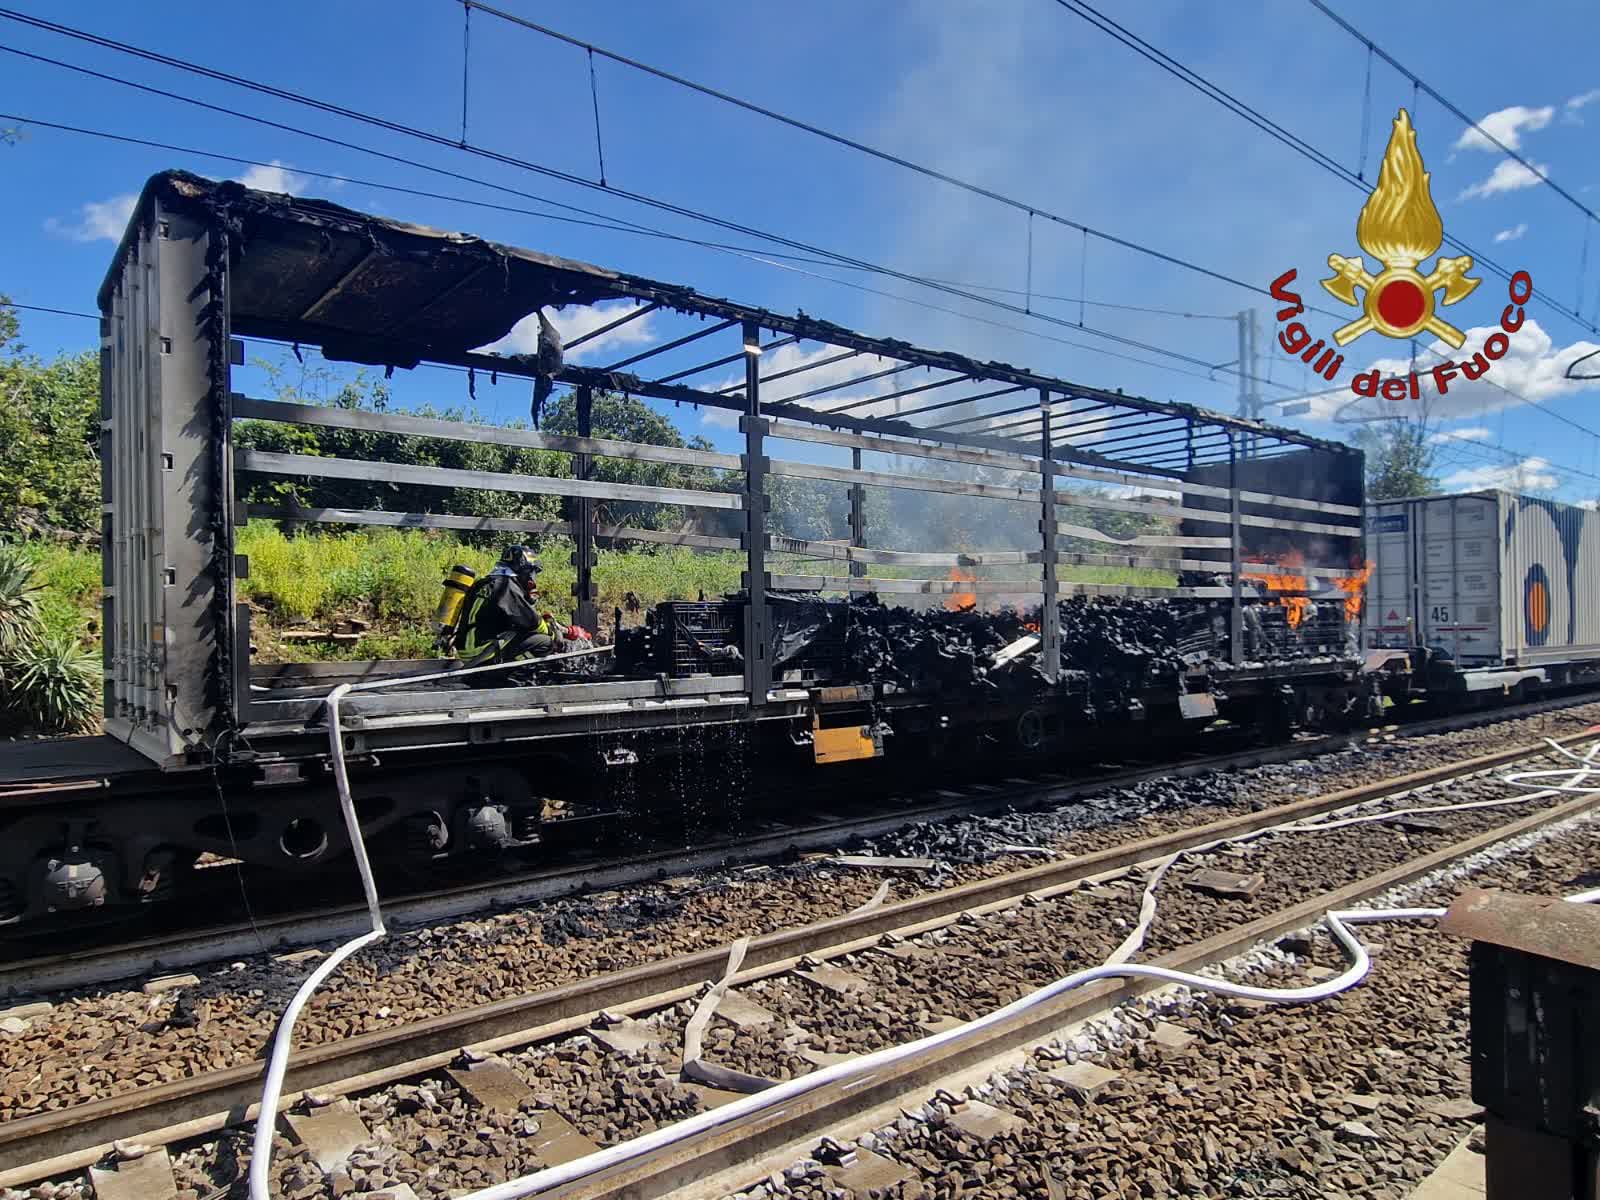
[1365,491,1600,685]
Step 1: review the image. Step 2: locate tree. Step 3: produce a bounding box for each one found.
[1353,419,1437,500]
[233,365,569,530]
[541,390,731,530]
[0,309,101,537]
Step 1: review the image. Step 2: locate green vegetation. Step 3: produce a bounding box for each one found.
[24,542,101,645]
[0,544,41,654]
[0,308,100,538]
[1354,419,1437,501]
[0,300,1177,674]
[0,545,98,735]
[4,634,99,734]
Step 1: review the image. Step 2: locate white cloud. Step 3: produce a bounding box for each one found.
[1440,456,1558,493]
[477,300,659,364]
[1453,104,1554,153]
[43,193,136,243]
[1566,88,1600,120]
[1308,318,1600,425]
[702,343,906,429]
[1493,223,1528,243]
[1429,425,1492,444]
[1459,158,1548,200]
[237,160,314,196]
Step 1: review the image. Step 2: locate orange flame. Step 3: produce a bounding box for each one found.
[1334,560,1375,622]
[1242,551,1312,629]
[945,567,977,612]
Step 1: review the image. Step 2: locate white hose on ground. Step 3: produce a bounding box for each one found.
[1106,737,1600,967]
[253,716,1600,1200]
[249,683,385,1200]
[443,736,1600,1200]
[248,644,612,1200]
[450,904,1450,1200]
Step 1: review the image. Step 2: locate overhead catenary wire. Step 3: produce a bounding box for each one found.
[1048,0,1600,340]
[0,89,1285,400]
[0,10,1343,331]
[447,0,1598,341]
[1305,0,1600,231]
[0,109,1282,397]
[8,22,1594,473]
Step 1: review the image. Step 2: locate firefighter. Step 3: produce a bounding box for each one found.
[452,545,591,668]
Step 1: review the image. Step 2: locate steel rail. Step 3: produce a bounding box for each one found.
[4,688,1596,991]
[1,733,1334,993]
[0,727,1594,1184]
[630,788,1600,1200]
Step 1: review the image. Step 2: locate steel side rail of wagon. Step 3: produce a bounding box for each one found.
[0,730,1592,1184]
[0,730,1346,996]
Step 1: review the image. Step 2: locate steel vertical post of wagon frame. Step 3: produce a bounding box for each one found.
[572,387,599,633]
[742,322,771,703]
[848,448,866,579]
[1229,431,1244,666]
[1039,391,1061,682]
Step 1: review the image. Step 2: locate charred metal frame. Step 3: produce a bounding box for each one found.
[95,172,1365,767]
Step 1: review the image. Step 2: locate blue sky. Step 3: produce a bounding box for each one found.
[3,1,1598,499]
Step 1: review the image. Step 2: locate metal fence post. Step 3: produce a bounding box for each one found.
[742,322,771,704]
[1039,390,1061,682]
[1229,431,1244,666]
[848,447,866,579]
[572,385,599,633]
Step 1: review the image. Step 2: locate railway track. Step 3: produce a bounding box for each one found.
[2,722,1596,1196]
[7,688,1596,996]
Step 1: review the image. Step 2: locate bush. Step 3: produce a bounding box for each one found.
[0,544,100,735]
[2,633,99,734]
[0,544,41,655]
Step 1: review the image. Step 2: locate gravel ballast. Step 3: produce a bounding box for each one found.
[0,703,1595,1133]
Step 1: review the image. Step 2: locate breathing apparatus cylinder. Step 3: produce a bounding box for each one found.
[434,564,478,643]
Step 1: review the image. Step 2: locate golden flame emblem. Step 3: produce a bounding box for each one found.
[1321,109,1479,347]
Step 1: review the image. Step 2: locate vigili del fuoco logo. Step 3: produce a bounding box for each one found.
[1269,108,1534,404]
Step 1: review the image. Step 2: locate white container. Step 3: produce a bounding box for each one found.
[1365,490,1600,668]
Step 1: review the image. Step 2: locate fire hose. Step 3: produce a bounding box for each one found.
[252,730,1600,1200]
[248,643,612,1200]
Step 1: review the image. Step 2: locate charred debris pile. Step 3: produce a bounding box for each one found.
[610,591,1353,698]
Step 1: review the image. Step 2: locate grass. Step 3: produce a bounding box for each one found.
[23,525,1179,663]
[21,542,100,647]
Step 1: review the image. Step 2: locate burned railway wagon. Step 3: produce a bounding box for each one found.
[0,171,1366,924]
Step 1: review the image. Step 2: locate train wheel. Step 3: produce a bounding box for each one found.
[1015,709,1047,755]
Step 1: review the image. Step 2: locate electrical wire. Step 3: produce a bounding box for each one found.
[1047,0,1600,341]
[8,29,1593,464]
[449,0,1598,340]
[0,11,1337,354]
[1408,340,1600,444]
[0,95,1279,398]
[2,300,100,320]
[1305,0,1600,230]
[0,106,1289,397]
